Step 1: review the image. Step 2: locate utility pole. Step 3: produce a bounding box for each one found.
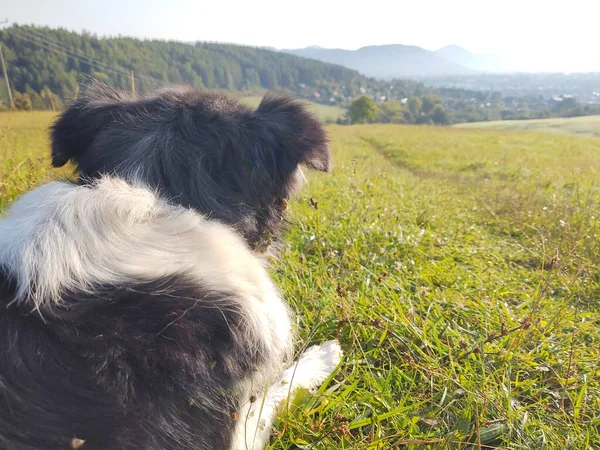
[48,90,56,112]
[0,44,14,109]
[130,70,135,94]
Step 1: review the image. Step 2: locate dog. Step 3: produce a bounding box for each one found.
[0,81,342,450]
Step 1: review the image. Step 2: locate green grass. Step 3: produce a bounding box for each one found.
[241,96,346,123]
[2,112,600,449]
[456,115,600,138]
[0,111,69,211]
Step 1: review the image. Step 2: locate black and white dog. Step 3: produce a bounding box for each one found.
[0,81,341,450]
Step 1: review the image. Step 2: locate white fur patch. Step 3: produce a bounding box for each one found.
[231,340,343,450]
[280,340,343,392]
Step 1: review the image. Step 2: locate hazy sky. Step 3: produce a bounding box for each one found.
[3,0,599,71]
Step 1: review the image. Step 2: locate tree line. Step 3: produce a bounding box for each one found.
[344,92,600,125]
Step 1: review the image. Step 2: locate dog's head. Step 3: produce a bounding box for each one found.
[50,80,330,251]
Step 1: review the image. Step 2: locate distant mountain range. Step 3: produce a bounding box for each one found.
[281,45,470,78]
[281,44,509,79]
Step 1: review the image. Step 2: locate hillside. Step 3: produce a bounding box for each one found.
[0,25,370,108]
[283,44,473,78]
[455,114,600,137]
[2,112,599,449]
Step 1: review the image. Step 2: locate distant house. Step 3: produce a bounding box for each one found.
[551,94,574,103]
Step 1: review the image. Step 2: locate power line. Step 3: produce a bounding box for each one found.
[16,27,165,87]
[10,29,131,77]
[24,27,118,65]
[21,26,162,85]
[7,27,166,89]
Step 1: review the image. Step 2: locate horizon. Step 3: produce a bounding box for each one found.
[3,0,599,72]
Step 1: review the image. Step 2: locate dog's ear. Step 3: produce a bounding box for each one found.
[50,80,123,168]
[255,93,330,173]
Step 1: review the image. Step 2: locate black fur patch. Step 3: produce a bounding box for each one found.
[50,81,330,249]
[0,270,264,450]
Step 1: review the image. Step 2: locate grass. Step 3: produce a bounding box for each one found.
[455,115,600,138]
[241,96,346,123]
[2,112,600,449]
[0,111,67,211]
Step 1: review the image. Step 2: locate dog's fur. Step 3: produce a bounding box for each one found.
[0,81,340,450]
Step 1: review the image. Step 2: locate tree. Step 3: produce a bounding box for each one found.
[408,97,422,116]
[376,101,403,123]
[421,95,442,114]
[348,96,377,124]
[430,105,450,124]
[13,92,32,110]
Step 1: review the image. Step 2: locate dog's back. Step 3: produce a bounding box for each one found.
[0,178,292,449]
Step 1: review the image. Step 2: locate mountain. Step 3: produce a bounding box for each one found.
[282,44,473,78]
[434,45,508,72]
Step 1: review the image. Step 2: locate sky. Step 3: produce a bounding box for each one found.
[3,0,599,72]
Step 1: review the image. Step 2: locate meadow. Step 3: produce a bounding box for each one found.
[456,115,600,139]
[241,96,346,123]
[1,112,599,449]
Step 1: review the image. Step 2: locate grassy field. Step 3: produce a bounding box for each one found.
[1,112,599,449]
[456,115,600,138]
[241,96,346,123]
